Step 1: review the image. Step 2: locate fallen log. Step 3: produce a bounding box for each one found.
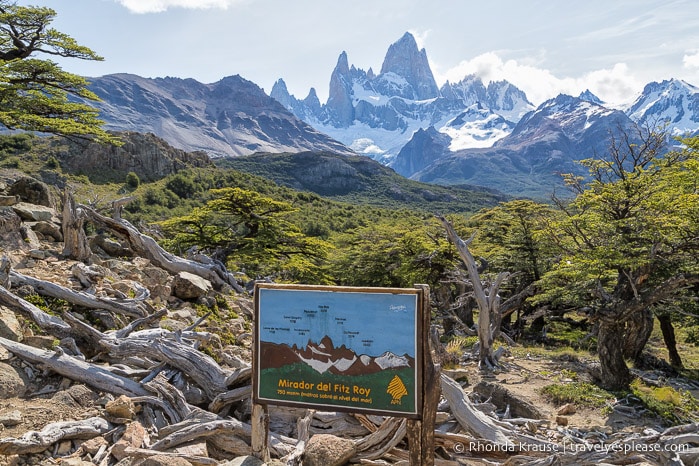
[0,336,150,397]
[440,373,512,446]
[79,204,244,293]
[98,337,233,401]
[0,285,72,338]
[11,270,148,318]
[0,417,110,455]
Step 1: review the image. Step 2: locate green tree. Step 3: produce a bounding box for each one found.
[539,128,699,390]
[160,187,331,284]
[0,1,115,143]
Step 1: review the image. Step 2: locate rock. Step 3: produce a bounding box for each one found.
[0,362,27,398]
[0,207,22,241]
[473,381,543,419]
[220,456,266,466]
[22,335,56,349]
[20,225,42,249]
[140,456,193,466]
[303,434,356,466]
[172,271,212,300]
[90,234,133,258]
[8,177,54,207]
[77,436,109,455]
[11,202,56,222]
[0,195,19,206]
[27,221,63,241]
[556,416,569,426]
[112,421,147,460]
[0,410,22,426]
[58,458,95,466]
[0,306,22,341]
[557,403,577,416]
[105,395,136,420]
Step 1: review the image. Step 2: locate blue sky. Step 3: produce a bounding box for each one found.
[32,0,699,106]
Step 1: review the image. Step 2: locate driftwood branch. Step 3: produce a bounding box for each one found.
[79,204,244,293]
[0,336,150,397]
[0,417,110,455]
[10,270,148,318]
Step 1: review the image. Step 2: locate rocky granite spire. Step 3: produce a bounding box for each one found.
[325,51,355,127]
[379,32,439,100]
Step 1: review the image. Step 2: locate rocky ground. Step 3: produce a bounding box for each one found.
[1,172,698,466]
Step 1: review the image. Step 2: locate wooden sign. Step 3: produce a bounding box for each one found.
[253,284,424,418]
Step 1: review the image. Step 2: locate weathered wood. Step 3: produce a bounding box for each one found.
[79,203,244,292]
[11,270,148,318]
[152,417,295,457]
[281,409,314,466]
[407,283,440,466]
[118,446,217,466]
[0,285,72,338]
[61,189,91,261]
[98,337,231,401]
[0,336,150,397]
[251,403,271,462]
[439,373,512,445]
[439,215,509,369]
[208,385,252,413]
[353,417,406,461]
[0,417,110,455]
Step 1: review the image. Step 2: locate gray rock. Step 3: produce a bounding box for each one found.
[0,195,19,206]
[8,177,54,207]
[0,362,27,398]
[27,221,63,241]
[139,456,193,466]
[303,434,356,466]
[12,202,56,222]
[0,306,22,341]
[172,271,212,300]
[0,409,22,426]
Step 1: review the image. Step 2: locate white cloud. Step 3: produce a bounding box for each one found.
[684,50,699,69]
[115,0,241,14]
[434,52,642,107]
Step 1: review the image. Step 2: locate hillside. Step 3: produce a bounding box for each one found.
[215,151,508,213]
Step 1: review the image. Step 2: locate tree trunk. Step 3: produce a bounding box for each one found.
[597,318,632,390]
[622,307,654,367]
[61,189,91,261]
[658,314,684,369]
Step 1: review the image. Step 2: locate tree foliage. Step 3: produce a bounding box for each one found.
[538,128,699,389]
[0,1,116,143]
[159,187,332,284]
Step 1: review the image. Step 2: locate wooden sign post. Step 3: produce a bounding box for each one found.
[251,283,437,464]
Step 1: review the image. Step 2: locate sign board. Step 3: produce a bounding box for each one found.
[253,284,423,418]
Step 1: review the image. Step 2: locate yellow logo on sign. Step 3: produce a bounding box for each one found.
[386,375,408,405]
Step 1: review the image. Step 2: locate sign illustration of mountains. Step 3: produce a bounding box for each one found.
[260,335,415,376]
[254,286,420,415]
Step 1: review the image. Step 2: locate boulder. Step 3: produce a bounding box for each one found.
[8,177,54,207]
[27,221,63,242]
[303,434,356,466]
[0,207,22,238]
[172,271,212,300]
[0,306,22,341]
[0,195,19,206]
[11,202,56,222]
[0,362,27,398]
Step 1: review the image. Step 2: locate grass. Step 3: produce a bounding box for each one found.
[541,382,615,409]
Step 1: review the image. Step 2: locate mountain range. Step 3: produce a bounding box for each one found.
[81,32,699,198]
[259,335,414,376]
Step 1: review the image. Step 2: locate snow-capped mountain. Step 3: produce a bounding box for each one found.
[626,79,699,137]
[259,335,414,376]
[405,93,638,198]
[271,32,534,164]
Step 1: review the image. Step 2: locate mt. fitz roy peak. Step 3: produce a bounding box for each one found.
[270,32,533,164]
